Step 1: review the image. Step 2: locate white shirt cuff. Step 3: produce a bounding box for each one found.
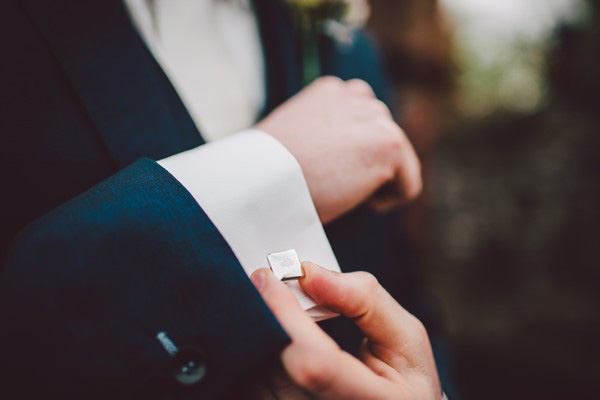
[158,130,340,320]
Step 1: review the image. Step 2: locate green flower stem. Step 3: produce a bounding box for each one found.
[301,26,321,86]
[288,1,348,86]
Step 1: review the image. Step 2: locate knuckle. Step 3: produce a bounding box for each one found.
[293,351,336,391]
[363,99,389,117]
[379,128,404,158]
[354,271,380,296]
[408,316,430,349]
[372,112,400,133]
[315,75,343,90]
[346,78,374,94]
[387,131,404,151]
[347,78,369,86]
[412,317,429,339]
[372,99,391,114]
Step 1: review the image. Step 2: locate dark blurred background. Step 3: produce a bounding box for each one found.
[365,0,600,398]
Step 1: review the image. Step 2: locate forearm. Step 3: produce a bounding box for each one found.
[0,159,289,399]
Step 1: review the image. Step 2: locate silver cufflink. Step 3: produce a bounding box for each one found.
[267,249,304,281]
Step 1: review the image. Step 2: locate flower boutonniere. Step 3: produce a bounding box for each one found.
[287,0,370,85]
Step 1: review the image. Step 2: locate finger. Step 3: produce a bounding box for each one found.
[309,75,344,92]
[357,339,403,381]
[250,269,391,399]
[299,262,433,370]
[392,126,423,203]
[250,268,336,351]
[345,78,376,97]
[266,362,312,400]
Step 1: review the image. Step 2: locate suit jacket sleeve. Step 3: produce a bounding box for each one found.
[0,158,289,399]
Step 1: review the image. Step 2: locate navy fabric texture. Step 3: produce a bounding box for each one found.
[0,0,429,397]
[1,0,203,263]
[0,159,289,398]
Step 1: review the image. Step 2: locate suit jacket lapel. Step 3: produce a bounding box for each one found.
[19,0,203,168]
[20,0,304,168]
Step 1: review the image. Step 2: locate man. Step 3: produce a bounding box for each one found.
[0,0,423,398]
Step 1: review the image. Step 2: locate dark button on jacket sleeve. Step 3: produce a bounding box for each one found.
[171,347,208,386]
[0,159,290,399]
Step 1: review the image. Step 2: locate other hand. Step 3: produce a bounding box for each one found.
[255,77,422,224]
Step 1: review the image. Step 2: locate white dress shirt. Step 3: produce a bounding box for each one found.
[123,0,340,319]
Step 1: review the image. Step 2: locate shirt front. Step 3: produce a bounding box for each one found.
[125,0,266,140]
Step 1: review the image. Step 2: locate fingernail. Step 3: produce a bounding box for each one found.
[299,262,311,279]
[250,269,268,291]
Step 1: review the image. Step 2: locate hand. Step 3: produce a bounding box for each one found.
[255,77,422,224]
[250,262,442,400]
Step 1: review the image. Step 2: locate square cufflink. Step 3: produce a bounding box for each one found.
[267,249,304,281]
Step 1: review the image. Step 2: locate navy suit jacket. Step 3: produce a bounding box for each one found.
[0,0,421,398]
